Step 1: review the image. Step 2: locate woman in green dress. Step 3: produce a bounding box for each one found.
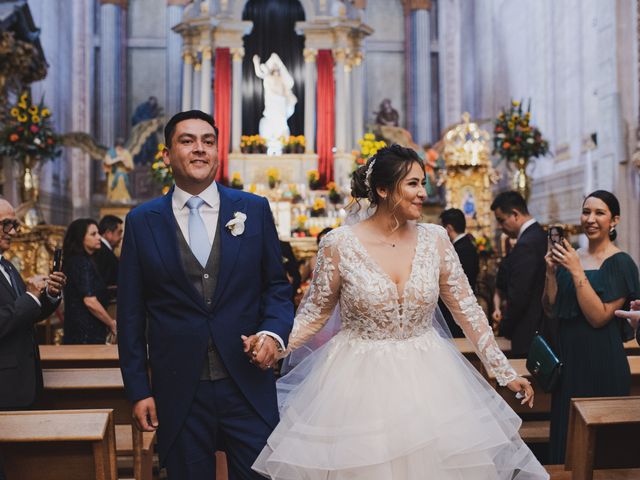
[542,190,640,464]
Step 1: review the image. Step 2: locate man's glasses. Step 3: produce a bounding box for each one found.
[0,219,20,234]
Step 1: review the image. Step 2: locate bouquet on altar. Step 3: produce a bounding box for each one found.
[240,135,267,154]
[474,234,494,256]
[353,132,386,169]
[493,99,549,163]
[282,135,305,154]
[150,143,173,194]
[0,91,60,161]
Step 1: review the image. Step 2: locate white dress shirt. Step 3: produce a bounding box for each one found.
[171,182,285,351]
[100,236,113,251]
[0,254,42,306]
[172,181,220,247]
[453,233,467,245]
[518,218,537,240]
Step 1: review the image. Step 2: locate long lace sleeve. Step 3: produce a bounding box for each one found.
[285,233,342,353]
[435,227,517,386]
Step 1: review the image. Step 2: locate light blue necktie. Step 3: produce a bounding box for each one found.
[186,196,211,267]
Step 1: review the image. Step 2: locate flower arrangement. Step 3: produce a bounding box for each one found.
[283,184,303,203]
[240,134,267,154]
[307,169,321,190]
[0,91,59,161]
[310,197,326,217]
[292,214,309,237]
[493,99,549,163]
[474,234,494,256]
[326,181,342,204]
[353,132,386,170]
[282,135,305,154]
[230,171,244,190]
[266,167,280,189]
[150,143,173,194]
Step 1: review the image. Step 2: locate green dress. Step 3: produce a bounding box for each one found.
[549,252,640,464]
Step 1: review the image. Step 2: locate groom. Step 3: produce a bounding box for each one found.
[118,110,293,479]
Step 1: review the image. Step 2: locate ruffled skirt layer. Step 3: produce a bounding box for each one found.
[253,329,549,479]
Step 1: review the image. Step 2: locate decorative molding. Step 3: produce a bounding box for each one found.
[182,51,194,64]
[402,0,432,16]
[303,47,318,63]
[230,47,245,62]
[202,46,213,60]
[100,0,128,9]
[333,47,347,62]
[554,143,571,162]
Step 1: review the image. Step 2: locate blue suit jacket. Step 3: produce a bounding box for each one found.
[117,185,293,459]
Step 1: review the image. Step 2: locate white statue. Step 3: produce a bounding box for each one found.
[253,53,297,155]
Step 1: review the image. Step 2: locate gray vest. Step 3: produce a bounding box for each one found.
[176,222,229,380]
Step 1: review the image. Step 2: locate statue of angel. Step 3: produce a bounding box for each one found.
[60,117,164,203]
[253,53,297,154]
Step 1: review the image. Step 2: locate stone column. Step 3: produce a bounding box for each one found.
[333,48,347,154]
[166,0,185,116]
[351,51,365,147]
[409,2,432,145]
[181,51,194,110]
[343,58,353,151]
[303,48,317,153]
[192,59,202,111]
[231,47,244,153]
[199,46,213,114]
[99,0,126,146]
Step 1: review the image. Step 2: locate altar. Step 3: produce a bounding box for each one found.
[228,152,318,185]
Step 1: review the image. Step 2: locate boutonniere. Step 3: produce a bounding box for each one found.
[225,211,247,236]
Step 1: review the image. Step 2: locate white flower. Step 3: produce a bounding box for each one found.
[225,211,246,236]
[526,138,534,144]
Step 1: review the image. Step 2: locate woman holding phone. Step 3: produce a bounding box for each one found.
[542,190,640,463]
[62,218,116,344]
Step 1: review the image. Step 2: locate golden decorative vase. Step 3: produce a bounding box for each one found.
[511,157,531,201]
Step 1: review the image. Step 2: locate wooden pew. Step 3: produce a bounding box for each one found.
[564,396,640,480]
[0,409,117,480]
[39,344,120,369]
[547,464,640,479]
[454,336,512,373]
[36,368,155,480]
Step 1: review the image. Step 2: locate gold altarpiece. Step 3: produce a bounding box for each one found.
[441,113,499,239]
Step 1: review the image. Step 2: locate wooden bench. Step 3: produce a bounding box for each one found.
[39,344,120,369]
[546,464,640,479]
[0,409,117,480]
[564,396,640,480]
[36,368,155,480]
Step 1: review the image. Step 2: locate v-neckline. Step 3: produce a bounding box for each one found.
[348,224,423,304]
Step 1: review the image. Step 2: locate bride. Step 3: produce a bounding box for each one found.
[252,145,549,479]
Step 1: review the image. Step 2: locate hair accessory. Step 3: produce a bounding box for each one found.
[364,158,376,190]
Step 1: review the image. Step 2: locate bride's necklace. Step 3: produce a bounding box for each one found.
[379,238,397,248]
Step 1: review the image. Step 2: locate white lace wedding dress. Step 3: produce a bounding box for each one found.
[253,224,549,479]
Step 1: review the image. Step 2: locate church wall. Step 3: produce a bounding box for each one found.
[363,0,405,130]
[453,0,640,261]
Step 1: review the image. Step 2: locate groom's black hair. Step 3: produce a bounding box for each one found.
[164,110,219,148]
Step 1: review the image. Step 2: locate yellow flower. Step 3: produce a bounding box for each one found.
[312,198,326,210]
[326,181,337,191]
[364,133,375,141]
[512,100,520,107]
[28,106,38,115]
[18,101,27,109]
[248,183,257,193]
[307,169,319,180]
[31,115,40,123]
[41,108,50,117]
[10,108,19,118]
[18,114,28,122]
[231,172,242,180]
[296,214,308,224]
[20,92,28,102]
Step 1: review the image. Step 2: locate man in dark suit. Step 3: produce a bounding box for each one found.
[94,215,123,302]
[438,208,480,337]
[491,191,548,357]
[118,110,293,479]
[0,198,66,410]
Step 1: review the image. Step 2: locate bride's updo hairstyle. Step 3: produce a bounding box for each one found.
[351,144,424,206]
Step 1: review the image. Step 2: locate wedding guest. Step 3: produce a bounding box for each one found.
[543,190,640,463]
[62,218,116,344]
[94,214,123,302]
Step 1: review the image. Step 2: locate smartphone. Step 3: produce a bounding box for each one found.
[52,248,63,272]
[548,226,564,245]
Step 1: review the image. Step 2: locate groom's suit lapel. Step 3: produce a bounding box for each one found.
[146,187,208,311]
[212,185,245,309]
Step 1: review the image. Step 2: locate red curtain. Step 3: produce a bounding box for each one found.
[316,50,335,184]
[214,48,231,183]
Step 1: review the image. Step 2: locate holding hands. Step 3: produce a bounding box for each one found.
[241,334,281,370]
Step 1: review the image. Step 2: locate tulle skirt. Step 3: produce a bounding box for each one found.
[253,329,549,479]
